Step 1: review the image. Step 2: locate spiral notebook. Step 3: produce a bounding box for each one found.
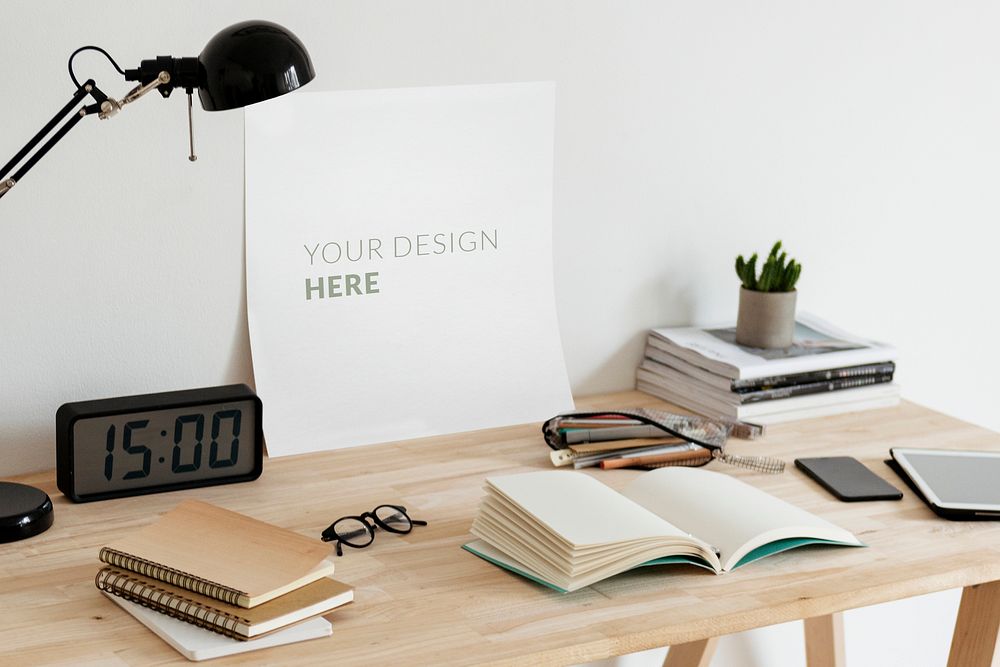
[103,594,333,660]
[100,500,335,608]
[96,566,353,640]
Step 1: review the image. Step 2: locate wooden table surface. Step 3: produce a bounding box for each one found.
[2,391,999,666]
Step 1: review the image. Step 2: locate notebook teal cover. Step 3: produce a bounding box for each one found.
[463,537,861,593]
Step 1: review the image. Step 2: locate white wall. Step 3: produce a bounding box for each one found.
[2,2,996,665]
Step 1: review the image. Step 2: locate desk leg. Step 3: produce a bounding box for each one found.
[662,636,718,667]
[804,613,845,667]
[947,580,1000,667]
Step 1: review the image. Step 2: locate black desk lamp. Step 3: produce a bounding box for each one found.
[0,19,315,199]
[0,20,314,542]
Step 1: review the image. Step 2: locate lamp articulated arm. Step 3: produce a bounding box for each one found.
[0,72,172,200]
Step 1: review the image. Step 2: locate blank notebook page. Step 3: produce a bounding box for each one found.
[486,471,687,548]
[623,467,860,569]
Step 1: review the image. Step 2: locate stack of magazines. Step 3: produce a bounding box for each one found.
[636,314,899,424]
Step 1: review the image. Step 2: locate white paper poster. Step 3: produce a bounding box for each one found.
[245,83,573,457]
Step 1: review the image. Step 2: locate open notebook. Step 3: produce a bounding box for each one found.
[465,467,863,592]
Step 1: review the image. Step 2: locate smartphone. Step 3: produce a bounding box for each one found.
[795,456,903,502]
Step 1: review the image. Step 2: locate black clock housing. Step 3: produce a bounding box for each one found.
[56,384,263,503]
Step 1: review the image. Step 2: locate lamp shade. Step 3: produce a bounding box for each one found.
[198,20,315,112]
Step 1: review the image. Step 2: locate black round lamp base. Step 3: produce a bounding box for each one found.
[0,481,54,543]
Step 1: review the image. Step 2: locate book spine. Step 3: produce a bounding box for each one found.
[96,567,250,640]
[99,547,245,607]
[737,373,894,404]
[731,362,896,392]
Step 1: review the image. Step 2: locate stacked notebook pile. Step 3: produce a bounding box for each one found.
[95,500,352,661]
[636,313,899,424]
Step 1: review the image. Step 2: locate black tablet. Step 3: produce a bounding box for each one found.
[890,448,1000,520]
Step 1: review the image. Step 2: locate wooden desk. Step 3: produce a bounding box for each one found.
[2,392,999,666]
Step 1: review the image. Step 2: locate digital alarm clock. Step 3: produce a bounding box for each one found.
[56,384,263,503]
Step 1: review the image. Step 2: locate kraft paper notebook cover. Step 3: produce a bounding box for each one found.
[100,500,334,608]
[103,594,333,660]
[97,566,353,640]
[464,467,863,593]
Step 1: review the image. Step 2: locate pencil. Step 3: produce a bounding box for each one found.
[599,449,712,470]
[550,443,694,468]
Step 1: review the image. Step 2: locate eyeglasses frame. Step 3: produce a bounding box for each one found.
[321,504,428,556]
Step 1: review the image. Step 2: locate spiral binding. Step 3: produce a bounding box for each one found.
[713,450,786,474]
[96,567,249,639]
[99,547,245,606]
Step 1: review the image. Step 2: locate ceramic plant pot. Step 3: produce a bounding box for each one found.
[735,287,797,349]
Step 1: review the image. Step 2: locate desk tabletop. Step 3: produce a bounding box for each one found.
[3,391,1000,666]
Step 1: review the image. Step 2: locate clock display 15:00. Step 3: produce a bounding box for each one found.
[71,400,257,496]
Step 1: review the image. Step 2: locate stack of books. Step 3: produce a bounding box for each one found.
[636,313,899,424]
[95,500,352,661]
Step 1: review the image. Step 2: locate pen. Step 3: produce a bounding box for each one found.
[562,425,677,444]
[574,444,697,469]
[569,437,685,454]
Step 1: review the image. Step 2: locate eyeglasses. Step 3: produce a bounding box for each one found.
[321,504,427,556]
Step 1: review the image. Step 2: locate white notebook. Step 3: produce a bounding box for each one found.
[104,593,332,661]
[466,467,863,592]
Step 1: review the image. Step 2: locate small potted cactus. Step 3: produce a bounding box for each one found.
[734,241,801,348]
